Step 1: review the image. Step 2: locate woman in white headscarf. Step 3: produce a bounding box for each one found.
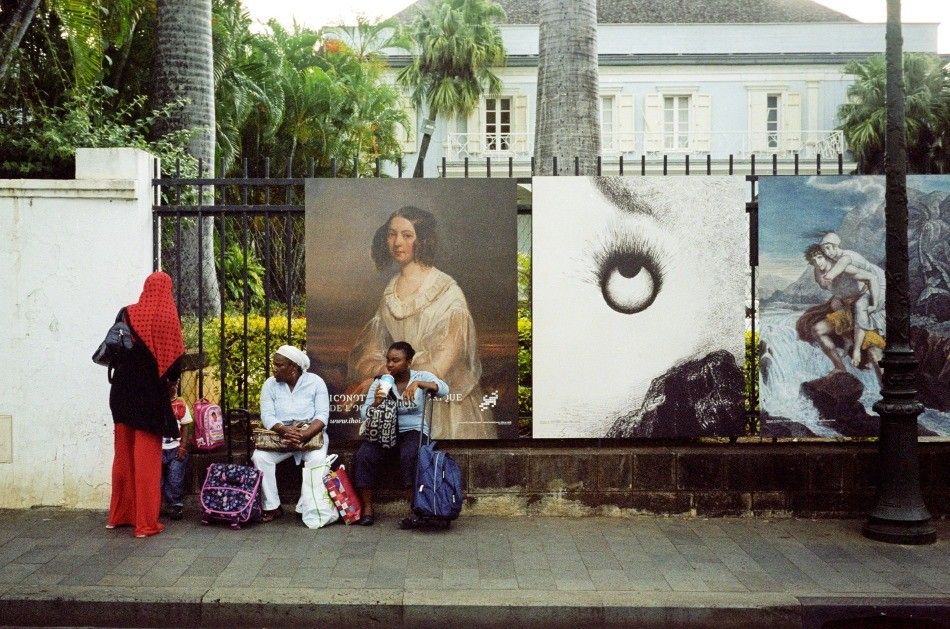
[252,345,330,522]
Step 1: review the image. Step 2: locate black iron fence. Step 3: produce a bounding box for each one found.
[152,152,844,445]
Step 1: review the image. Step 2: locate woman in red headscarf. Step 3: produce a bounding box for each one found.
[107,272,185,538]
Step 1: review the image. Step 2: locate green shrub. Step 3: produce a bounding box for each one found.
[182,314,306,411]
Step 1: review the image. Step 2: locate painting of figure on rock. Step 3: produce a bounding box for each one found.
[758,175,950,438]
[532,176,749,438]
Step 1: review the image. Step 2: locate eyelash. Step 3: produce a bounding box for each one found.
[590,230,665,314]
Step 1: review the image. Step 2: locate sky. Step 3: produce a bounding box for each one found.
[240,0,949,52]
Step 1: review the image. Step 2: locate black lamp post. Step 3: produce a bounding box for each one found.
[863,0,936,545]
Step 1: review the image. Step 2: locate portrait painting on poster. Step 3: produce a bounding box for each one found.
[532,176,749,439]
[758,175,950,438]
[305,179,519,441]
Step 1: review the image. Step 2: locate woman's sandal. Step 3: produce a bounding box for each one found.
[356,515,375,526]
[261,506,284,523]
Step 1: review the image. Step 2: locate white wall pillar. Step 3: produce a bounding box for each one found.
[0,148,156,508]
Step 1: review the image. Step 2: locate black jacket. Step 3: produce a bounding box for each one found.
[108,309,182,437]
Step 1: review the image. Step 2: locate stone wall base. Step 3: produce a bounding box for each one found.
[191,442,949,518]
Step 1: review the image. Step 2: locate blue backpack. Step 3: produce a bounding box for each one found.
[412,395,463,523]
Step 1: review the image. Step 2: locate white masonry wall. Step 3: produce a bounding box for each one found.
[0,148,156,508]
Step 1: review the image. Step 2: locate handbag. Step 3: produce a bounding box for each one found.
[92,311,134,367]
[299,454,340,529]
[251,418,324,452]
[360,390,399,449]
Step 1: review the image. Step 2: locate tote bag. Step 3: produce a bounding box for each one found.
[299,454,339,529]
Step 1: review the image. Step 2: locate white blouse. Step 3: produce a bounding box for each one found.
[260,372,330,430]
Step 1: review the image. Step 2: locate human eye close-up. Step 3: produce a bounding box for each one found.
[594,233,664,314]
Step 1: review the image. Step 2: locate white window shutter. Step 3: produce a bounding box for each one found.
[513,94,528,153]
[782,91,802,152]
[749,91,768,153]
[400,99,417,153]
[690,93,712,152]
[644,93,662,152]
[466,104,481,155]
[616,94,635,153]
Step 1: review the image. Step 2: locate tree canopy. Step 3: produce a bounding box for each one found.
[838,53,950,174]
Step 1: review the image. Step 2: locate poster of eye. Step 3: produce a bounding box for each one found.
[758,175,950,438]
[532,177,749,438]
[305,179,519,441]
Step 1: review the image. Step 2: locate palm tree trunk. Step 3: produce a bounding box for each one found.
[533,0,600,175]
[413,117,436,177]
[0,0,42,87]
[152,0,221,316]
[863,0,935,545]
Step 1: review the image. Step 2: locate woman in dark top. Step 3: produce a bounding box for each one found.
[107,272,185,538]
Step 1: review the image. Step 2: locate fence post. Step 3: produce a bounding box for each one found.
[619,155,624,176]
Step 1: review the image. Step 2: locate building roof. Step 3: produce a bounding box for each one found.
[393,0,858,25]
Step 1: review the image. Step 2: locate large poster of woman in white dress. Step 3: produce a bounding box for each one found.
[305,179,518,440]
[758,175,950,438]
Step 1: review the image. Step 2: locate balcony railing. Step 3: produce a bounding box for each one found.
[444,129,845,161]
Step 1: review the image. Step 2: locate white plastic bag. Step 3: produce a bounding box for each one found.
[299,454,339,529]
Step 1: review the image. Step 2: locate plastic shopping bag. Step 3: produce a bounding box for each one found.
[299,454,339,529]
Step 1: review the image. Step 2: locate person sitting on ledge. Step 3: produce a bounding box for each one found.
[353,341,448,529]
[252,345,329,523]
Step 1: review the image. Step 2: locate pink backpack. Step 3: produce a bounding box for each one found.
[192,399,225,451]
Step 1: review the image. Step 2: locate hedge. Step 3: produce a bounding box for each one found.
[182,315,306,411]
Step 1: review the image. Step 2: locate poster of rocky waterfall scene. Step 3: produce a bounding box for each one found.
[758,175,950,438]
[532,177,749,438]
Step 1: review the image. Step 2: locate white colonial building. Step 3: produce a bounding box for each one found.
[389,0,940,174]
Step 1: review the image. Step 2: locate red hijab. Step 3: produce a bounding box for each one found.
[126,272,185,378]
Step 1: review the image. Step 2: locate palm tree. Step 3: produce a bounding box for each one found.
[212,0,284,176]
[324,16,410,67]
[1,0,140,89]
[534,0,600,175]
[397,0,506,177]
[838,53,949,174]
[152,0,221,316]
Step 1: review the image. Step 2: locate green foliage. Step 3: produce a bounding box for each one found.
[220,242,267,311]
[397,0,506,120]
[838,53,950,174]
[517,253,532,420]
[744,330,759,434]
[218,17,408,178]
[182,314,306,411]
[0,85,195,178]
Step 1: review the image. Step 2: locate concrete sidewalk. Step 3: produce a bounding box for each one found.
[0,508,946,628]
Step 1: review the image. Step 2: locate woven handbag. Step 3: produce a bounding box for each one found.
[251,419,324,452]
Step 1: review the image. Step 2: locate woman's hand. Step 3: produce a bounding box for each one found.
[297,420,324,444]
[373,386,387,406]
[403,380,433,402]
[276,424,302,447]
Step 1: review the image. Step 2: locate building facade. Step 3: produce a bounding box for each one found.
[389,0,940,175]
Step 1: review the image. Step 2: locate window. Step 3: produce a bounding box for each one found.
[663,95,690,150]
[485,97,511,151]
[766,94,781,149]
[600,95,614,150]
